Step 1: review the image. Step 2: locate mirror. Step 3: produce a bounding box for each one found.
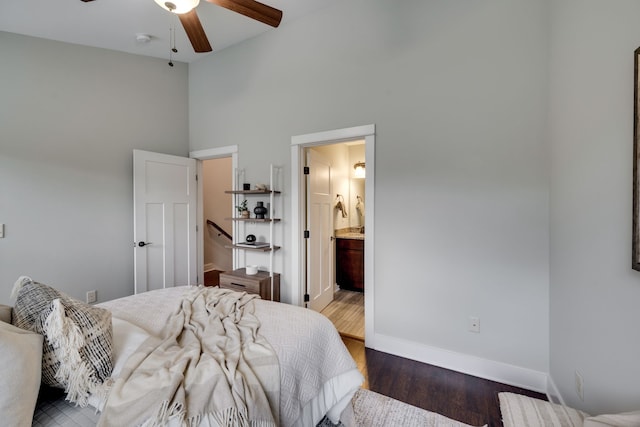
[633,46,640,270]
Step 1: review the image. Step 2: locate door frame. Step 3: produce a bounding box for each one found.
[190,145,238,283]
[291,124,375,343]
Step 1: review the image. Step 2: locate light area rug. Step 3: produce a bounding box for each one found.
[319,388,479,427]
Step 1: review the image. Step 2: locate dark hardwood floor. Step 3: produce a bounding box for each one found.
[343,337,546,427]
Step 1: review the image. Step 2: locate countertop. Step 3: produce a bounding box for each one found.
[335,228,365,240]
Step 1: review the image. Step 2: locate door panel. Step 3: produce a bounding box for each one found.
[173,203,189,284]
[134,150,197,294]
[145,202,165,291]
[307,149,334,312]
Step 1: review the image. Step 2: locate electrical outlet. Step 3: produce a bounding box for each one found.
[575,370,584,401]
[86,290,97,304]
[468,316,480,333]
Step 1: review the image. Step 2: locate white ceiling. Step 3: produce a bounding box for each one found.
[0,0,336,63]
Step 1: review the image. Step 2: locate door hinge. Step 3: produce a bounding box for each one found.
[304,230,310,239]
[195,174,198,181]
[196,225,199,232]
[304,294,310,302]
[303,166,310,175]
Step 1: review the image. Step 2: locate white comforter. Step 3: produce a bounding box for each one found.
[96,286,363,426]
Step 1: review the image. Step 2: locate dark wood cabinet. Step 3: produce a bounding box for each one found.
[336,238,364,292]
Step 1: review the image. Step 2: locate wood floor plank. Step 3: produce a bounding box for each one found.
[320,289,364,340]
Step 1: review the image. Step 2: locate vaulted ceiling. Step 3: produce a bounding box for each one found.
[0,0,338,63]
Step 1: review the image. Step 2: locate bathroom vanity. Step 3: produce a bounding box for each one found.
[335,230,364,292]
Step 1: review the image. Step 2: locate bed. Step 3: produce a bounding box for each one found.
[2,279,363,427]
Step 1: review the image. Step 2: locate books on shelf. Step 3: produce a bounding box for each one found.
[235,241,271,248]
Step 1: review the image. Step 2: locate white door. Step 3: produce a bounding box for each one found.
[307,149,334,312]
[133,150,197,294]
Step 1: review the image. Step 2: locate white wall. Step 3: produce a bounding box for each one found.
[0,32,189,305]
[549,1,640,414]
[189,0,550,379]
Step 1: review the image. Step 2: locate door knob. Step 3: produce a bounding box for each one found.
[137,241,152,247]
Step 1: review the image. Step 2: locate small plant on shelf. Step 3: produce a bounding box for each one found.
[236,200,250,218]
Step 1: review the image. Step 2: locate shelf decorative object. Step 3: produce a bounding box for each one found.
[236,200,250,218]
[254,201,267,219]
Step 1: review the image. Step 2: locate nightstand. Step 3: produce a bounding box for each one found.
[219,268,280,302]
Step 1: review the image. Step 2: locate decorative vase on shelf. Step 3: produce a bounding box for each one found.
[254,201,267,219]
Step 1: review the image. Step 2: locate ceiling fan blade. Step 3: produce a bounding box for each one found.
[206,0,282,28]
[178,9,213,53]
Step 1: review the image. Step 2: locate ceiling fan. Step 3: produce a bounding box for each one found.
[82,0,282,53]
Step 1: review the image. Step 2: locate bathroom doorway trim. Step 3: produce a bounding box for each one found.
[291,124,375,344]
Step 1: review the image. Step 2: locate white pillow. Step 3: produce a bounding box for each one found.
[0,321,43,427]
[110,317,151,378]
[87,317,151,411]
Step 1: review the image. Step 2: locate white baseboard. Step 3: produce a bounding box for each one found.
[367,332,548,393]
[546,375,566,406]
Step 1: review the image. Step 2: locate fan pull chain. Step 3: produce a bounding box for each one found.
[171,22,178,54]
[168,15,179,67]
[168,26,175,67]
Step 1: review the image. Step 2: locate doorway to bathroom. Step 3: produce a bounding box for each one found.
[309,141,366,340]
[291,124,375,344]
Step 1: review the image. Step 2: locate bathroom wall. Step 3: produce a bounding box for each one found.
[348,144,366,229]
[312,143,365,231]
[312,145,350,230]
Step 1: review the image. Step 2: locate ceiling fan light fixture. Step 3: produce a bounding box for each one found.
[154,0,199,14]
[135,33,152,43]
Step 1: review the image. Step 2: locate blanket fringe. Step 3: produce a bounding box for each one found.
[11,275,32,299]
[44,298,95,407]
[150,400,186,427]
[210,407,250,427]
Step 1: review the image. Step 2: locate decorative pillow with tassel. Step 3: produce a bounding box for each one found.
[11,276,113,407]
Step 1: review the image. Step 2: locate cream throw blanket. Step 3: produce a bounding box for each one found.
[98,287,280,427]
